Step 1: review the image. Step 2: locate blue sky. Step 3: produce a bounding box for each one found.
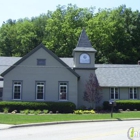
[0,0,139,26]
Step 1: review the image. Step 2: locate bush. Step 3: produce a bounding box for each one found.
[20,110,24,114]
[74,110,95,114]
[74,110,83,114]
[103,101,111,110]
[83,110,95,114]
[24,109,29,115]
[3,107,9,114]
[34,110,41,115]
[103,100,140,111]
[0,101,76,113]
[43,109,48,114]
[29,110,35,114]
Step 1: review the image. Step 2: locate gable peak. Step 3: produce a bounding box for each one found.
[76,29,92,48]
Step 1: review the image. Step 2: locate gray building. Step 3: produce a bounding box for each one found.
[0,29,140,108]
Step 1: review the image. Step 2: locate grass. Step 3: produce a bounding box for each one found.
[0,111,140,125]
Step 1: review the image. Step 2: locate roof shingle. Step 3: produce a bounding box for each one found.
[73,29,96,52]
[1,57,140,87]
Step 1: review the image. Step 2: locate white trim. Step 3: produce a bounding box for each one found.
[13,82,22,100]
[59,83,67,100]
[110,87,119,100]
[129,87,137,99]
[36,82,45,100]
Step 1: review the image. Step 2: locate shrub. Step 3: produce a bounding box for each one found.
[20,110,24,114]
[29,110,35,114]
[83,110,95,114]
[74,110,83,114]
[116,100,140,111]
[74,110,95,114]
[24,109,29,115]
[103,101,111,110]
[3,107,9,114]
[103,100,140,111]
[43,110,48,114]
[0,101,76,113]
[34,110,41,115]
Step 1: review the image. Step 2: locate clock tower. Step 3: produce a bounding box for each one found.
[73,29,96,69]
[73,29,97,108]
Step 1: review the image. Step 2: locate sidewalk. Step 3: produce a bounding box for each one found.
[0,118,140,130]
[0,124,13,130]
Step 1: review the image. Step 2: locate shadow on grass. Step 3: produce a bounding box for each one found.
[116,118,123,121]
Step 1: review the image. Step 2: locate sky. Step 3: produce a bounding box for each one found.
[0,0,140,26]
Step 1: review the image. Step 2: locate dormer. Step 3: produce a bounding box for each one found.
[73,29,96,69]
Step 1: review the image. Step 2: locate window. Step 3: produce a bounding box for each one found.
[13,81,22,100]
[37,59,46,66]
[36,82,45,100]
[0,78,3,81]
[59,82,68,100]
[129,88,137,99]
[0,88,3,98]
[110,87,119,99]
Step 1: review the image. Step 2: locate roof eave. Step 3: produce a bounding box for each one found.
[1,44,80,79]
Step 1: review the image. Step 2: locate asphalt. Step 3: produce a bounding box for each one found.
[1,118,140,130]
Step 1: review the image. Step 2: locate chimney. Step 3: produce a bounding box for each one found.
[138,60,140,65]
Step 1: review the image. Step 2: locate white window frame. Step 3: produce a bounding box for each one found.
[59,82,68,101]
[129,87,137,99]
[110,87,119,100]
[36,82,45,100]
[13,81,22,100]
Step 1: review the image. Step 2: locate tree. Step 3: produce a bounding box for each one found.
[44,4,94,57]
[1,4,140,63]
[31,13,50,44]
[15,19,37,56]
[0,19,17,56]
[83,73,102,109]
[87,5,140,64]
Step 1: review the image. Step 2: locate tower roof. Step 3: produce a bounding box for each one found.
[73,29,96,52]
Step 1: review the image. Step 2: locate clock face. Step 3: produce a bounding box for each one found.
[80,53,90,63]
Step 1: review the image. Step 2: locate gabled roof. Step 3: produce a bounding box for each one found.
[73,29,96,52]
[1,56,140,87]
[54,58,140,87]
[1,44,80,78]
[0,56,21,79]
[95,64,140,87]
[57,59,140,87]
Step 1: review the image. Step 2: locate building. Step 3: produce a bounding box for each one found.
[0,29,140,108]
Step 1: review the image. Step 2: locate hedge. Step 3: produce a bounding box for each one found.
[0,101,76,113]
[103,100,140,111]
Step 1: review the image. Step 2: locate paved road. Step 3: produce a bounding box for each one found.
[0,120,140,140]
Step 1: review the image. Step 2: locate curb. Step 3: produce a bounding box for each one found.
[4,118,140,129]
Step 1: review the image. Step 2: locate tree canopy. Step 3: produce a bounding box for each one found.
[0,4,140,64]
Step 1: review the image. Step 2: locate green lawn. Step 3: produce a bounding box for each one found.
[0,112,140,125]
